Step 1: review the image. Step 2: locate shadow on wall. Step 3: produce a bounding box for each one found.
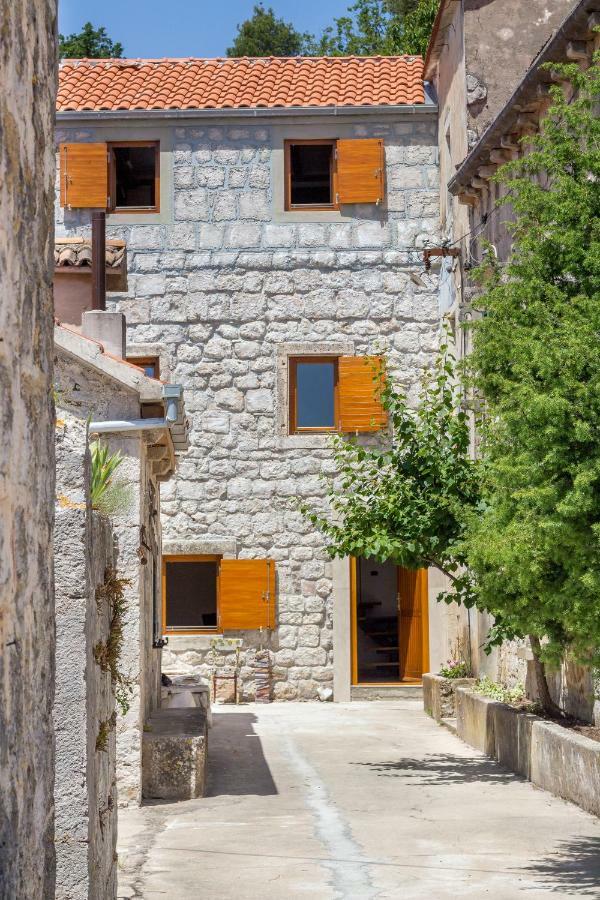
[206,713,278,798]
[524,837,600,897]
[353,753,520,786]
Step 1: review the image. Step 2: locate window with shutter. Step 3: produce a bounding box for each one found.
[219,559,275,631]
[336,139,385,205]
[162,555,220,633]
[59,143,108,209]
[338,356,387,433]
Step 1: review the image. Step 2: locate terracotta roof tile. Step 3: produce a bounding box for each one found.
[58,56,425,112]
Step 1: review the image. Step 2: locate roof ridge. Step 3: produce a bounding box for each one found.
[59,54,424,64]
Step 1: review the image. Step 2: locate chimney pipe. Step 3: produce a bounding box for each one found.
[91,211,106,311]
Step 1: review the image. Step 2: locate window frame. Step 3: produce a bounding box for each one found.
[289,355,339,434]
[108,140,160,214]
[128,355,160,379]
[162,553,221,635]
[284,139,338,212]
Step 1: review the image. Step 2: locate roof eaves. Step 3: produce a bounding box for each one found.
[449,0,597,195]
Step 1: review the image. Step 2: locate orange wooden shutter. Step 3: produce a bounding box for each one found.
[59,143,108,208]
[336,139,384,204]
[338,356,387,432]
[219,559,275,630]
[398,568,428,680]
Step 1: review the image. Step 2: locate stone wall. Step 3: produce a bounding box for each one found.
[56,112,440,701]
[55,350,162,805]
[0,0,57,895]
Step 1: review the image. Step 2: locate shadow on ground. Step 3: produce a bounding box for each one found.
[523,836,600,896]
[354,753,520,785]
[206,712,278,798]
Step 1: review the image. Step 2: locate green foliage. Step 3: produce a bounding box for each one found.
[311,0,439,57]
[463,60,600,669]
[59,22,123,58]
[227,4,313,56]
[94,569,133,716]
[474,677,526,705]
[301,342,480,591]
[95,712,117,752]
[90,441,125,513]
[439,659,472,679]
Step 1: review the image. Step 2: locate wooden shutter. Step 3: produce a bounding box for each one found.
[338,356,387,432]
[336,139,384,204]
[219,559,275,631]
[398,568,429,680]
[59,143,108,208]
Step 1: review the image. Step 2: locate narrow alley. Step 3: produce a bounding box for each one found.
[117,701,600,899]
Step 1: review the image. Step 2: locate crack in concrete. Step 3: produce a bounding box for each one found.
[283,735,378,900]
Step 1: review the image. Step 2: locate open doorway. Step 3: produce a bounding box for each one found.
[351,558,429,685]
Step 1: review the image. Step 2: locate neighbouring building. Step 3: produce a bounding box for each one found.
[54,307,189,819]
[54,54,457,704]
[427,0,600,719]
[0,1,57,895]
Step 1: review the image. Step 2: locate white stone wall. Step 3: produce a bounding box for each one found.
[55,352,162,805]
[56,112,440,700]
[1,1,57,894]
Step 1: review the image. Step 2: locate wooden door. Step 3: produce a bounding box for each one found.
[398,568,429,681]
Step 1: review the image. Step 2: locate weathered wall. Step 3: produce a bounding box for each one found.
[54,383,118,899]
[56,112,441,701]
[463,0,574,146]
[0,1,57,896]
[55,350,162,806]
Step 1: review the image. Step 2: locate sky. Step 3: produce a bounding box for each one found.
[58,0,353,58]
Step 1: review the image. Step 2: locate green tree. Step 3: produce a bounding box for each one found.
[463,59,600,710]
[59,22,123,58]
[302,344,480,595]
[312,0,439,57]
[227,4,313,57]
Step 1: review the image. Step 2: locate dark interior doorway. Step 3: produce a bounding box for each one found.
[353,558,428,684]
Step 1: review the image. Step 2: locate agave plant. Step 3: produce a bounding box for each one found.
[90,441,123,509]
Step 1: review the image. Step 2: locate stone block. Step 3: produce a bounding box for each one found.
[224,224,262,249]
[174,189,209,221]
[142,709,207,801]
[422,674,476,722]
[239,191,270,220]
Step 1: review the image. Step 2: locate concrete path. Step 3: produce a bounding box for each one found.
[118,701,600,899]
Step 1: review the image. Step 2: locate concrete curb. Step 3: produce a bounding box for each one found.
[422,672,477,722]
[454,687,600,818]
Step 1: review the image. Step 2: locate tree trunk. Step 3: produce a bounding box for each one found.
[528,635,563,717]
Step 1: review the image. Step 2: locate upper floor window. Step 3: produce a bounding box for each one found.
[288,354,387,434]
[109,141,159,213]
[59,140,159,213]
[283,138,385,211]
[127,355,160,379]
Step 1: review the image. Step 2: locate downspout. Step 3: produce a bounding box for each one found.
[89,384,182,435]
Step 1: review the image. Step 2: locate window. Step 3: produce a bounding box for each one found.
[128,355,160,379]
[289,357,338,433]
[163,555,219,633]
[285,140,336,209]
[162,555,276,634]
[108,141,159,213]
[283,138,385,211]
[288,354,387,435]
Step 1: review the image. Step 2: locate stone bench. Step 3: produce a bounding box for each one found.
[142,708,207,801]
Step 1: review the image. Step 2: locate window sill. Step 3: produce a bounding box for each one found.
[164,633,223,652]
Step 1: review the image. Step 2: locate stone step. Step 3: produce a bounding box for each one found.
[351,684,423,701]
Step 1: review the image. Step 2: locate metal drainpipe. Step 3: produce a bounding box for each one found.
[91,210,106,311]
[88,386,181,435]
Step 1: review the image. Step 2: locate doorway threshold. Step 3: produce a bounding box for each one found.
[351,683,423,701]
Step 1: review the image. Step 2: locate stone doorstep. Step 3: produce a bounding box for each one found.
[351,684,424,701]
[142,708,208,802]
[454,686,600,819]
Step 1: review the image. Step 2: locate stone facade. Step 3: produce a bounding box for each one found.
[54,499,117,899]
[0,1,57,895]
[56,110,440,701]
[54,342,164,806]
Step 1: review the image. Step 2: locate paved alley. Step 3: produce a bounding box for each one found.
[118,701,600,899]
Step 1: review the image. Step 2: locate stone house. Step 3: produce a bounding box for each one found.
[54,308,189,814]
[427,0,600,717]
[55,54,457,703]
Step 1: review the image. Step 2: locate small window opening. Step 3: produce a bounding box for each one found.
[128,356,160,379]
[164,557,219,632]
[290,356,338,433]
[286,141,335,208]
[110,143,159,212]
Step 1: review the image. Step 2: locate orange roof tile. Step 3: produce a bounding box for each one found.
[57,56,425,112]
